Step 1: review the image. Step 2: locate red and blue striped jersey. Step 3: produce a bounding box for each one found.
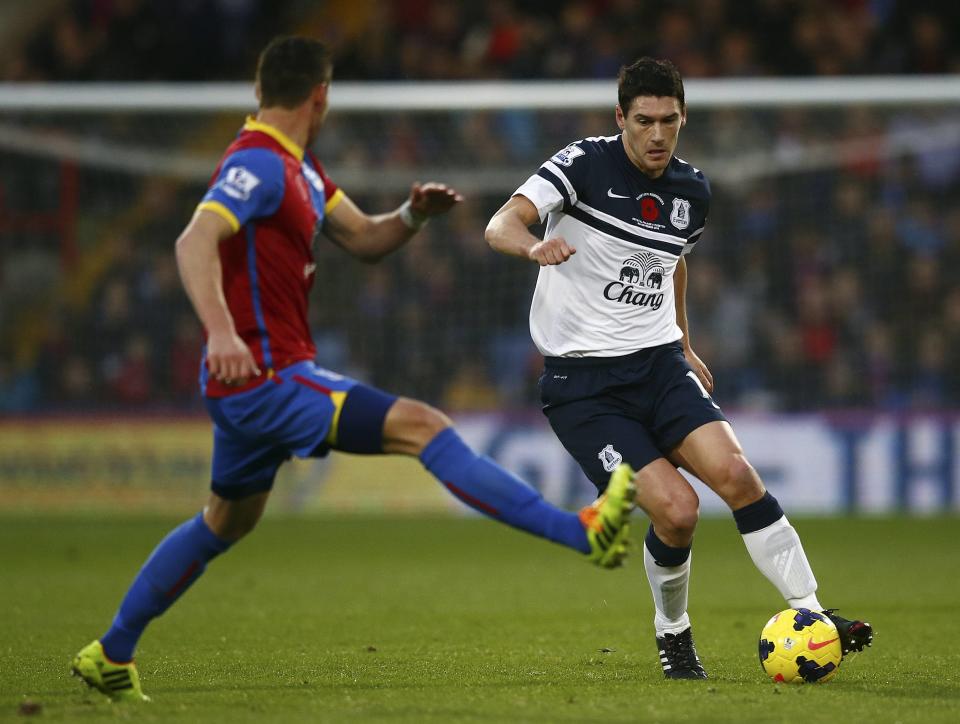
[196,117,343,398]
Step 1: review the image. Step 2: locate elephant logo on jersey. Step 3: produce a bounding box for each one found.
[220,166,261,201]
[598,444,623,473]
[670,197,691,230]
[619,252,665,289]
[619,265,640,284]
[606,252,666,309]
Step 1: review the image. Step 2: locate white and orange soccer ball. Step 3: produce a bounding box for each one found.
[759,608,843,683]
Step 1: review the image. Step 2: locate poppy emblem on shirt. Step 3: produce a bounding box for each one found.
[640,196,659,221]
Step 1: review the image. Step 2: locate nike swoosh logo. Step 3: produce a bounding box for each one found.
[808,637,839,651]
[607,188,630,199]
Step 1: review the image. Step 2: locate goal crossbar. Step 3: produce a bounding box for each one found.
[1,76,959,112]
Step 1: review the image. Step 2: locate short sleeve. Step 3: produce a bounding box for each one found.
[513,142,590,223]
[197,148,285,232]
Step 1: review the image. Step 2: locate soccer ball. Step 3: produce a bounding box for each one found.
[758,608,843,683]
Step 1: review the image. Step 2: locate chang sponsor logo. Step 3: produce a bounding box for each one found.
[602,251,666,309]
[603,282,665,309]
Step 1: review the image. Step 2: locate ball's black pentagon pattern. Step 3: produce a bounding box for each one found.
[795,655,838,683]
[759,638,776,663]
[792,607,827,631]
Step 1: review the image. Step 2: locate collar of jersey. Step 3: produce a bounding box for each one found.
[243,116,304,161]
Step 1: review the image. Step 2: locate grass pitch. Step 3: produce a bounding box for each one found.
[1,513,958,723]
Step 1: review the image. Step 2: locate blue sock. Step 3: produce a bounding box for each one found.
[100,512,232,662]
[420,427,589,554]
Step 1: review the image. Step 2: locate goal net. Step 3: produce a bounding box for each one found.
[1,77,959,417]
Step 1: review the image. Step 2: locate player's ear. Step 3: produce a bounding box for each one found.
[680,106,687,127]
[317,82,328,102]
[615,104,625,130]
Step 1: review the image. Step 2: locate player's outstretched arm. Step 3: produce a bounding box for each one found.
[323,182,463,263]
[175,210,260,384]
[485,195,575,266]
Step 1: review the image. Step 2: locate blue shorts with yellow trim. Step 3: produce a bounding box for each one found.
[204,360,397,500]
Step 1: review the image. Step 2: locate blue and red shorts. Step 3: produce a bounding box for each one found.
[204,361,397,500]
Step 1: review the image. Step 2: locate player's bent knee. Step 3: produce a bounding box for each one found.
[647,484,699,545]
[382,398,453,456]
[717,453,764,509]
[661,498,699,540]
[204,491,268,542]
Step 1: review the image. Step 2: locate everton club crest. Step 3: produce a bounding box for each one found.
[670,197,691,230]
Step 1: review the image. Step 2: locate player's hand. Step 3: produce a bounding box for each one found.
[206,330,261,385]
[528,237,576,266]
[408,182,464,219]
[684,347,714,394]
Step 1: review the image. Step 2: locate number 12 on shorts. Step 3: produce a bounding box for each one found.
[687,371,720,409]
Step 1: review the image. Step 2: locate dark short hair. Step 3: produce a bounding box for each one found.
[618,58,685,112]
[256,36,332,109]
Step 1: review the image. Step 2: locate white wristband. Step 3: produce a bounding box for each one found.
[399,200,429,231]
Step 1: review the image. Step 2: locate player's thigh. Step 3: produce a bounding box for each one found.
[206,398,291,501]
[544,397,661,493]
[280,364,450,458]
[298,373,401,457]
[670,420,764,509]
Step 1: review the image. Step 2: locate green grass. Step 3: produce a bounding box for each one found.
[1,514,958,723]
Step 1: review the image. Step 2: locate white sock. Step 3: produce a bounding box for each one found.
[741,515,822,610]
[644,542,692,636]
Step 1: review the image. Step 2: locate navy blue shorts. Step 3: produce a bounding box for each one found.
[204,361,397,500]
[539,341,727,492]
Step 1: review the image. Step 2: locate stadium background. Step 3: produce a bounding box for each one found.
[0,0,958,517]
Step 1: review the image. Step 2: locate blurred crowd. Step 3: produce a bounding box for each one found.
[332,0,960,80]
[3,0,958,82]
[2,0,296,81]
[1,0,959,414]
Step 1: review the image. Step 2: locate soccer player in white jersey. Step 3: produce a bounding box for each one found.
[485,57,873,679]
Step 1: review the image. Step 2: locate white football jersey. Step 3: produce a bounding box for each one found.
[514,135,710,358]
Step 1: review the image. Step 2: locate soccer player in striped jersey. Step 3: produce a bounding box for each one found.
[486,57,872,680]
[70,36,636,702]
